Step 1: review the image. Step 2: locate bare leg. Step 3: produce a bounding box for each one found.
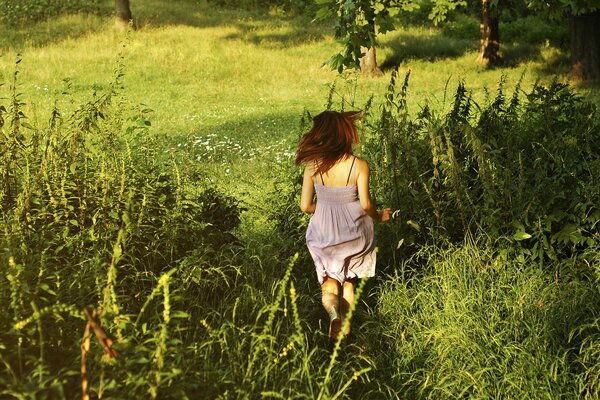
[341,279,355,336]
[321,277,341,340]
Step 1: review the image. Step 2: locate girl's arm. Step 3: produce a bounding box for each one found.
[300,166,316,214]
[356,159,391,222]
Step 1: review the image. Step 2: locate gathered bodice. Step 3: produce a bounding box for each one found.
[314,184,359,205]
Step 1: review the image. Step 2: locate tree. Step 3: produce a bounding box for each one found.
[568,9,600,80]
[115,0,134,30]
[316,0,419,75]
[316,0,465,74]
[527,0,600,80]
[476,0,500,65]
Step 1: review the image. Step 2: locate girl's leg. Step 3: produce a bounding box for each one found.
[321,277,341,340]
[341,279,355,335]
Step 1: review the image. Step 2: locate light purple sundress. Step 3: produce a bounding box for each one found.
[306,160,376,285]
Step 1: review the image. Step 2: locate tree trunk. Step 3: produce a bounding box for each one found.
[569,10,600,81]
[477,0,500,65]
[115,0,134,30]
[359,46,383,76]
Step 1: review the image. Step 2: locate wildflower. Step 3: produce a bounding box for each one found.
[273,341,295,364]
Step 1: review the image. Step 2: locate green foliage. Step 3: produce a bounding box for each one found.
[526,0,599,18]
[0,54,390,400]
[316,0,421,72]
[373,242,600,398]
[0,55,244,398]
[1,4,599,398]
[316,0,471,72]
[441,13,569,47]
[440,12,479,39]
[0,0,107,25]
[364,69,600,264]
[426,0,466,25]
[501,15,568,46]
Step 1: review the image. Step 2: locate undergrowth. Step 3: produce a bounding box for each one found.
[0,54,382,398]
[364,69,599,268]
[1,52,599,399]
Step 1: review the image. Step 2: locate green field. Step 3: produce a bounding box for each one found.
[1,1,599,398]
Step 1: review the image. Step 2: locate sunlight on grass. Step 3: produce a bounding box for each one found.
[1,2,599,398]
[2,1,597,200]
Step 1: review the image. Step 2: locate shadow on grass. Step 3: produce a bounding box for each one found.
[0,13,110,50]
[379,31,476,70]
[221,23,325,48]
[137,0,326,48]
[134,0,238,30]
[1,0,324,50]
[379,22,571,77]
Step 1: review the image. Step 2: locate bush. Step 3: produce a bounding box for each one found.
[441,13,568,49]
[440,13,479,40]
[363,70,600,265]
[0,56,244,398]
[501,15,568,47]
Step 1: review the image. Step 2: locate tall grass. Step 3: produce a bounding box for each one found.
[0,53,245,397]
[1,3,599,399]
[0,53,390,398]
[372,241,600,399]
[365,68,600,268]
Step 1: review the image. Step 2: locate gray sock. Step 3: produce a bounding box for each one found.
[328,306,340,321]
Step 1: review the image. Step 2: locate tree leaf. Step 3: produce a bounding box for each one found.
[513,231,532,241]
[407,220,421,232]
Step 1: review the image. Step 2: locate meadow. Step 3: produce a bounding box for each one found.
[1,0,599,398]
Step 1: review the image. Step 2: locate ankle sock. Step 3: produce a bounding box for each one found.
[327,305,340,321]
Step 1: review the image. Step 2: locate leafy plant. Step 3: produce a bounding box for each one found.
[364,68,600,266]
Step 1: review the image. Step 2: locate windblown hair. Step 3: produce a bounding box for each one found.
[295,110,361,176]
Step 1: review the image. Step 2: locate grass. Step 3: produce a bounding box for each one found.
[2,1,598,199]
[372,242,600,398]
[1,1,599,398]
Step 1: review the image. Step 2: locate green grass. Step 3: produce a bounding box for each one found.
[372,242,600,399]
[2,0,598,198]
[2,2,598,194]
[1,1,599,398]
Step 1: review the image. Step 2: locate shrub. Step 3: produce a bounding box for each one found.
[363,69,600,265]
[501,15,568,47]
[0,55,243,398]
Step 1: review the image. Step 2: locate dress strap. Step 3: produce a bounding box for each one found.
[316,161,325,185]
[346,156,356,185]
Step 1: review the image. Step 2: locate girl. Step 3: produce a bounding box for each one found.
[295,110,391,341]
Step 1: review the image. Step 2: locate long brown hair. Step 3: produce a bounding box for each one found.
[295,110,361,176]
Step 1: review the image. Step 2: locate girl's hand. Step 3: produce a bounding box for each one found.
[378,208,392,222]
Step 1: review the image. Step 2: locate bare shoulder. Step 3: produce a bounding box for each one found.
[354,157,370,173]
